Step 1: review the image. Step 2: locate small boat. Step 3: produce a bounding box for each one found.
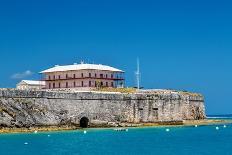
[113,128,128,132]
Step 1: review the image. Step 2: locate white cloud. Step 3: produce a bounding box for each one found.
[11,70,34,79]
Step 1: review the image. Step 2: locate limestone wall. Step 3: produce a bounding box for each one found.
[0,89,206,128]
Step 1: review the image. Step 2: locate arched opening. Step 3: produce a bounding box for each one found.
[80,117,89,128]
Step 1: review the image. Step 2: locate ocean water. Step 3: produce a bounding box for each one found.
[0,121,232,155]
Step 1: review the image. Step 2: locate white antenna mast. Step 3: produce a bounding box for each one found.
[135,58,140,90]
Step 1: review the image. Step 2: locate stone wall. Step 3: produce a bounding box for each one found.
[0,89,206,128]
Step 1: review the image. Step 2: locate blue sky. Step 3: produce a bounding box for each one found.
[0,0,232,114]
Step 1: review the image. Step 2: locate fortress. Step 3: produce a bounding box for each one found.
[0,89,206,128]
[0,63,206,129]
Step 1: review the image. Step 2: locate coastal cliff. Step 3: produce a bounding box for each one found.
[0,89,206,128]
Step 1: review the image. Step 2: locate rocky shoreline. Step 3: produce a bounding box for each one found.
[0,119,230,134]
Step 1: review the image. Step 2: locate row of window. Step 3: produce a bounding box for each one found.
[48,73,114,80]
[48,81,114,89]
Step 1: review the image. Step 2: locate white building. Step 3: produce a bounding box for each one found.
[40,63,125,89]
[16,80,45,90]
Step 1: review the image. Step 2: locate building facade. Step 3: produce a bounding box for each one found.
[40,63,125,89]
[16,80,45,90]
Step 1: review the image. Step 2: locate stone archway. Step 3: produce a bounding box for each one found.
[80,117,89,128]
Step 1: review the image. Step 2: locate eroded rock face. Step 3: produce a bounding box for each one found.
[0,89,206,128]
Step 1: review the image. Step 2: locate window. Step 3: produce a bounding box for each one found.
[58,83,61,88]
[89,73,91,77]
[48,76,51,80]
[100,74,103,78]
[73,74,76,78]
[53,83,55,88]
[58,75,61,79]
[111,74,113,78]
[74,82,76,87]
[82,81,84,87]
[49,83,51,89]
[95,81,97,87]
[66,82,68,88]
[106,82,108,87]
[101,81,103,86]
[95,73,97,78]
[106,74,108,78]
[53,75,55,80]
[111,82,114,87]
[81,73,84,78]
[89,81,91,87]
[66,74,68,79]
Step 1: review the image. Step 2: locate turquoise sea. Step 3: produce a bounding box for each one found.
[0,117,231,155]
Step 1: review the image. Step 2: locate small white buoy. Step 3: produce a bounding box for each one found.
[166,128,170,132]
[223,125,227,128]
[47,135,51,137]
[34,130,38,134]
[216,126,219,130]
[126,129,129,132]
[195,125,198,128]
[24,142,28,145]
[84,130,87,134]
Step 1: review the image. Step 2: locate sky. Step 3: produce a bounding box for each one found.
[0,0,232,115]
